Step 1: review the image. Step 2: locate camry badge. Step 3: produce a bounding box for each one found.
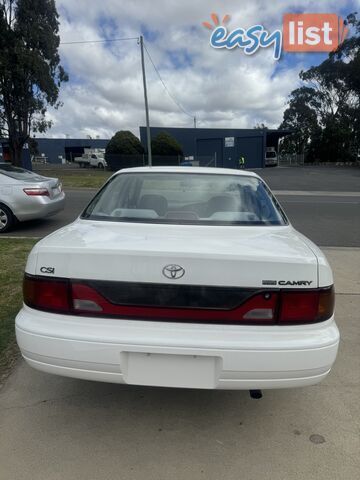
[162,264,185,280]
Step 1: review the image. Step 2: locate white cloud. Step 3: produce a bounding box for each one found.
[41,0,354,138]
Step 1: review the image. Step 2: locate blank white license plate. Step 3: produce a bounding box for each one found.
[123,352,220,389]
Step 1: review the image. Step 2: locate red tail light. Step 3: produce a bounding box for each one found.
[279,288,335,324]
[23,275,334,325]
[279,291,319,324]
[71,283,278,323]
[23,188,49,196]
[23,276,70,313]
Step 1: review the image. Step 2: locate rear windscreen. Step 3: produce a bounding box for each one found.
[0,164,46,181]
[82,172,288,226]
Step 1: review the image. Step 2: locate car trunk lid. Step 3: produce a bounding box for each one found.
[38,176,62,199]
[32,221,318,289]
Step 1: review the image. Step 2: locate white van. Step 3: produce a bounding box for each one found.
[265,147,278,167]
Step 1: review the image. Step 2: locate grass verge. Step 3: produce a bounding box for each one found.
[0,238,37,376]
[34,169,112,189]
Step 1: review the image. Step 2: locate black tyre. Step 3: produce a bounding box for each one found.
[98,162,104,169]
[0,204,14,233]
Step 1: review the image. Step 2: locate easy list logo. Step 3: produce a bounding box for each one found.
[203,13,348,61]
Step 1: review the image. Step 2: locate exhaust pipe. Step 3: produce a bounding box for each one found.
[249,389,262,399]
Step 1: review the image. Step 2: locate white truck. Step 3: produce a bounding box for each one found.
[74,150,107,169]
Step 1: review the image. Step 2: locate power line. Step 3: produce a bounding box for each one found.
[143,42,195,120]
[59,35,197,126]
[60,37,139,45]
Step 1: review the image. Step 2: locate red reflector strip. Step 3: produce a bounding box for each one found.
[71,283,278,324]
[23,188,49,196]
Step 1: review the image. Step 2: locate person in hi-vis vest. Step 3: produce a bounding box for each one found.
[238,155,245,169]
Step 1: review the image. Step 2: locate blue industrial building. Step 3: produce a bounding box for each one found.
[36,138,109,163]
[140,127,290,169]
[0,138,109,165]
[1,127,289,168]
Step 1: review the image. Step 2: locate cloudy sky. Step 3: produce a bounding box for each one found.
[45,0,356,139]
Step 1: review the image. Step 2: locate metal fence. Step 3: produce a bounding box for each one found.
[105,154,217,171]
[198,155,218,167]
[278,153,305,167]
[30,153,219,171]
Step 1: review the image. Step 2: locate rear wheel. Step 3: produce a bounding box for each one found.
[0,204,14,233]
[98,162,104,169]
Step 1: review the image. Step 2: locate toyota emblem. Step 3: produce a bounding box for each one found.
[162,264,185,280]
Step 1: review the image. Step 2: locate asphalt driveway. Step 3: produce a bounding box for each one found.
[259,165,360,192]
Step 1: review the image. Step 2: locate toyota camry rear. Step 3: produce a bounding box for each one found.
[16,167,339,390]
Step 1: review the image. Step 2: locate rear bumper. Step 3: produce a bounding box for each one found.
[15,305,340,390]
[15,192,65,221]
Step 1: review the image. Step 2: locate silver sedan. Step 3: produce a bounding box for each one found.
[0,163,65,233]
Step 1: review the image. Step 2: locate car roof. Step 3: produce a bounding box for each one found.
[113,166,260,178]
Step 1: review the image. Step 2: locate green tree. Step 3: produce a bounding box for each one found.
[280,87,321,154]
[28,137,39,157]
[280,13,360,162]
[332,12,360,95]
[106,130,144,155]
[151,131,183,156]
[0,0,68,166]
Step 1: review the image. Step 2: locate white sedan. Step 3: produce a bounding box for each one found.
[0,163,65,233]
[16,167,339,392]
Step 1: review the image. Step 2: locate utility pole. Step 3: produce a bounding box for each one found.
[139,35,152,166]
[194,116,197,128]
